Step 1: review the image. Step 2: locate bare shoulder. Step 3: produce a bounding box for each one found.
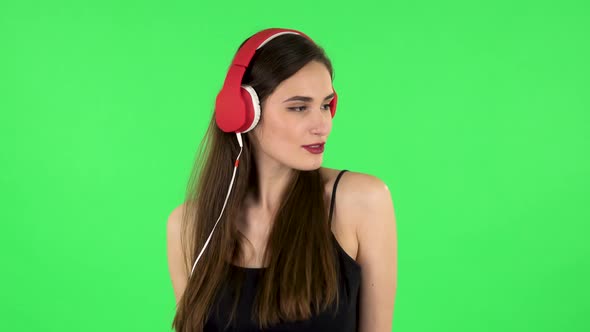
[332,169,394,236]
[321,167,394,241]
[166,202,190,303]
[319,167,393,262]
[167,203,186,232]
[167,203,189,254]
[320,167,391,212]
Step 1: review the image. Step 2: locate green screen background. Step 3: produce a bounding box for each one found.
[1,0,588,331]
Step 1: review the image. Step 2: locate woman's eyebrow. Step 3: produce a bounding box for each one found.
[282,93,335,103]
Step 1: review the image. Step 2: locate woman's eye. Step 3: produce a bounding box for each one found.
[288,104,331,112]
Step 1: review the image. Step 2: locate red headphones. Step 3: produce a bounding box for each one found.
[214,28,338,134]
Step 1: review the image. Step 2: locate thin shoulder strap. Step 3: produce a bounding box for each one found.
[328,170,349,227]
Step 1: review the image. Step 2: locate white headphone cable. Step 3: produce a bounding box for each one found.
[190,132,243,277]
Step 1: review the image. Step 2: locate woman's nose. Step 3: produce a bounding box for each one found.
[311,107,332,134]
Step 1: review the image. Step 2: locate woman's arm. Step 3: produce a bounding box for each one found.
[353,175,398,332]
[166,203,190,304]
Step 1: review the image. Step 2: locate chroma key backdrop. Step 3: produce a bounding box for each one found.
[0,0,588,331]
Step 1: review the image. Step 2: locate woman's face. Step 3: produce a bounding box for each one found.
[250,60,335,171]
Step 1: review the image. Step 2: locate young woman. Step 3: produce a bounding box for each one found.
[167,28,397,332]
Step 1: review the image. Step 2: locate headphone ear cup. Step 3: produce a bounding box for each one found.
[215,86,246,133]
[329,90,338,118]
[238,84,262,133]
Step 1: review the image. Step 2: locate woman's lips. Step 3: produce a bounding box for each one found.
[302,143,325,154]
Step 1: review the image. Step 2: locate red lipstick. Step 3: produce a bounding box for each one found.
[302,143,325,154]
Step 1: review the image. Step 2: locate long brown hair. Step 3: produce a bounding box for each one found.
[172,31,340,331]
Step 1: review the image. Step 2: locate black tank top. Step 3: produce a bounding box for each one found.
[204,170,361,331]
